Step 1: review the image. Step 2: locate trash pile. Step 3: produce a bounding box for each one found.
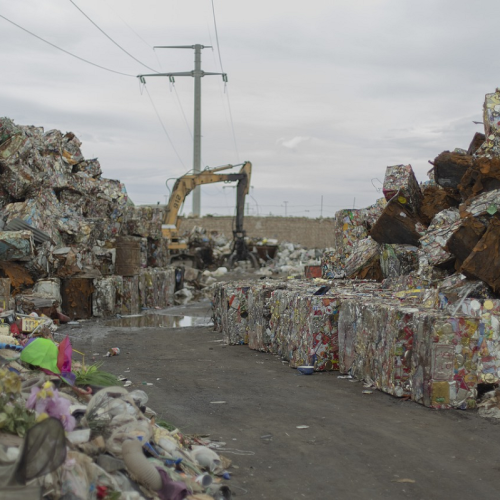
[0,117,184,319]
[0,331,233,499]
[252,240,324,277]
[212,89,500,414]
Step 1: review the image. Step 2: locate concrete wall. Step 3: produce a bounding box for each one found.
[178,216,335,249]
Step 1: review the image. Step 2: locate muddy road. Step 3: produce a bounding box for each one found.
[62,297,500,500]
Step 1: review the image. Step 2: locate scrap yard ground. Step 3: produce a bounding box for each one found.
[66,275,500,500]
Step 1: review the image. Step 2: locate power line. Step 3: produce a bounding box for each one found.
[210,0,225,73]
[102,0,153,51]
[210,0,239,160]
[142,84,187,169]
[0,13,135,77]
[69,0,159,73]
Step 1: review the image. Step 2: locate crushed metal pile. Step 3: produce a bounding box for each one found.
[0,117,189,321]
[0,118,233,499]
[213,88,500,415]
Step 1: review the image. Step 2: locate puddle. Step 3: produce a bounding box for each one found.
[106,313,213,328]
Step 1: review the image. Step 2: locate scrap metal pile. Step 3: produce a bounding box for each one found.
[0,118,233,499]
[213,89,500,413]
[0,117,182,319]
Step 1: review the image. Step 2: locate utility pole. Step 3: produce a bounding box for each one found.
[138,44,227,216]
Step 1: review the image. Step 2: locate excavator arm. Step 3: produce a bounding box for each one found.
[163,161,252,229]
[163,161,257,268]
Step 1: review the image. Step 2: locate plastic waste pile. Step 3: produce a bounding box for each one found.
[212,89,500,415]
[0,118,183,320]
[0,327,233,499]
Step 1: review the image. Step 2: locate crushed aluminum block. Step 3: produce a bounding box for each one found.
[221,284,250,345]
[61,278,94,319]
[432,151,472,189]
[289,294,341,371]
[379,244,418,279]
[247,281,282,352]
[468,132,485,156]
[139,269,155,309]
[382,164,423,214]
[420,184,461,225]
[124,205,165,240]
[32,278,62,303]
[445,216,488,270]
[0,230,35,261]
[122,275,140,315]
[461,217,500,292]
[147,238,168,268]
[370,191,427,246]
[344,237,382,281]
[459,156,500,200]
[411,310,480,409]
[72,158,102,178]
[418,209,461,268]
[92,276,123,318]
[475,89,500,159]
[92,246,116,276]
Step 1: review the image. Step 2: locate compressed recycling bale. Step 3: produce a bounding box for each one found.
[139,268,154,309]
[289,294,341,371]
[221,284,250,345]
[382,164,423,214]
[61,278,94,319]
[475,89,500,158]
[433,151,472,189]
[370,192,426,246]
[122,275,140,315]
[445,216,488,270]
[410,310,480,409]
[92,246,115,276]
[420,184,461,225]
[459,156,500,200]
[459,188,500,219]
[72,158,102,178]
[124,206,164,239]
[0,230,35,261]
[418,209,461,268]
[467,132,485,155]
[147,238,168,268]
[379,244,418,279]
[344,237,382,281]
[247,282,279,352]
[92,276,123,318]
[460,217,500,292]
[115,236,141,276]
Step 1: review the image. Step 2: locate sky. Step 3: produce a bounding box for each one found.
[0,0,497,219]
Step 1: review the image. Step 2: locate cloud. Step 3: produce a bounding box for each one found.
[276,136,312,150]
[0,0,498,216]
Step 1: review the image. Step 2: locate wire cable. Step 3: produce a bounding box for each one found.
[142,84,187,169]
[210,0,224,73]
[69,0,159,73]
[0,13,135,77]
[210,0,240,161]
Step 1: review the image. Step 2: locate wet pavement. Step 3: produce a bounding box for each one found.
[59,296,500,500]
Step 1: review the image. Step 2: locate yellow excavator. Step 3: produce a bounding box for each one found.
[163,161,258,268]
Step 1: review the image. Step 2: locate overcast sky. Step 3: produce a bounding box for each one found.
[0,1,496,218]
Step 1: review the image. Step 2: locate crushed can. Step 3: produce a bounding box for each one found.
[106,347,120,357]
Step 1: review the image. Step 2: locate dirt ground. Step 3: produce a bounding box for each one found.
[62,279,500,500]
